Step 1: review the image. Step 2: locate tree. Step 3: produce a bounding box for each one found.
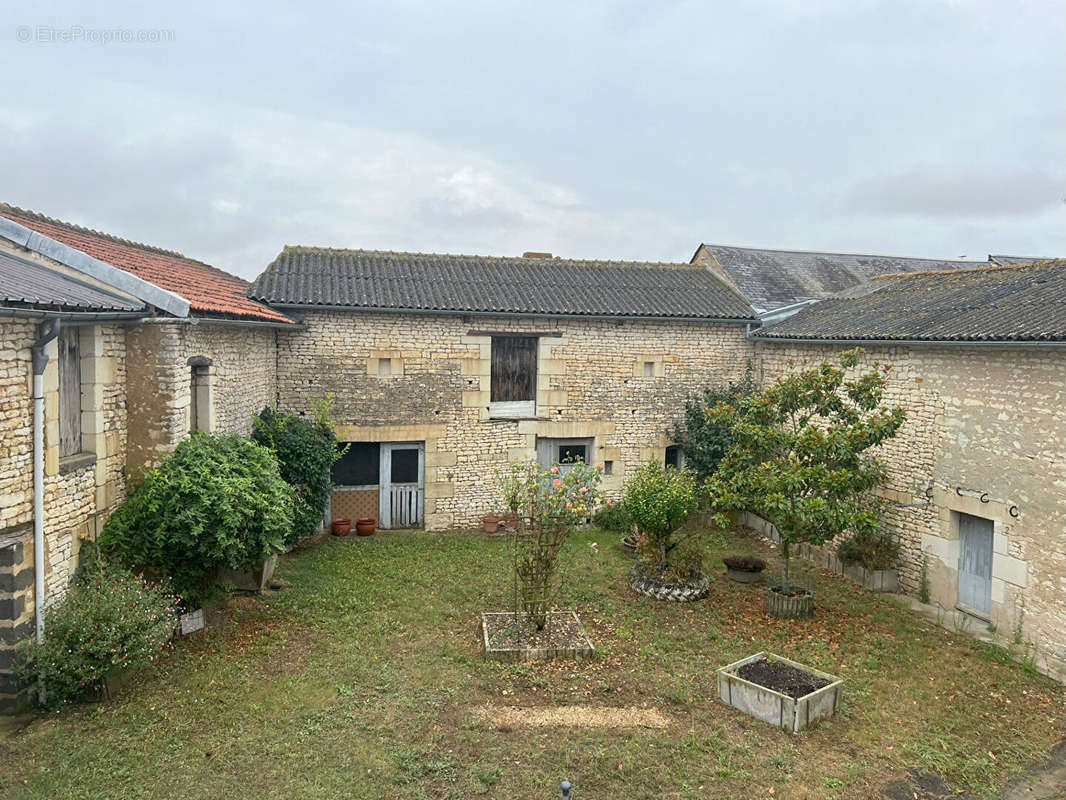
[707,350,905,592]
[670,365,757,483]
[623,461,700,574]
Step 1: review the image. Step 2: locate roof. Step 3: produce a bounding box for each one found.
[753,259,1066,343]
[988,254,1051,266]
[0,250,145,313]
[248,247,758,321]
[0,204,292,324]
[694,243,980,312]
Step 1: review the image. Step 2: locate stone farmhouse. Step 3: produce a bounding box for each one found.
[0,201,1063,706]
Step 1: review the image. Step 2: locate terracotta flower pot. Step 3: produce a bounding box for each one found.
[355,517,376,536]
[331,518,351,536]
[482,514,500,534]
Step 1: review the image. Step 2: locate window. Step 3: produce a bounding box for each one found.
[603,460,614,475]
[643,361,655,377]
[558,443,587,464]
[665,445,682,470]
[57,327,82,457]
[378,358,392,377]
[188,357,214,433]
[332,442,381,486]
[490,336,537,417]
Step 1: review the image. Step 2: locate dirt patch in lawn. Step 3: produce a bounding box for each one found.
[472,704,670,729]
[736,657,830,699]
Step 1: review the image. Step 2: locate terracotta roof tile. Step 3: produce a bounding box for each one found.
[0,204,292,324]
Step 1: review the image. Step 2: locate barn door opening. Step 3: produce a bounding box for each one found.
[379,443,424,529]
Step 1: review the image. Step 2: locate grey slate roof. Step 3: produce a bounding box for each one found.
[248,247,758,321]
[694,244,979,312]
[0,250,145,313]
[753,259,1066,343]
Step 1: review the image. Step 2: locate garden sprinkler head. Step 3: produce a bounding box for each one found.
[560,780,572,798]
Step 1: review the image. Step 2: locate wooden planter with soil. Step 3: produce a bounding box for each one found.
[766,585,814,618]
[718,652,842,733]
[480,611,595,663]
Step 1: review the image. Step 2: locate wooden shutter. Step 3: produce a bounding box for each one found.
[58,328,82,457]
[490,336,537,402]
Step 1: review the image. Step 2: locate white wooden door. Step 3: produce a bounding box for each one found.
[379,443,424,529]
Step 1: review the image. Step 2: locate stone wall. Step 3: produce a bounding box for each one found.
[0,318,128,710]
[277,311,752,530]
[125,322,277,481]
[752,341,1066,681]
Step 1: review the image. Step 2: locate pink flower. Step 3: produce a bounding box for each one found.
[579,486,588,493]
[550,466,559,474]
[590,542,598,549]
[552,479,561,487]
[596,462,604,469]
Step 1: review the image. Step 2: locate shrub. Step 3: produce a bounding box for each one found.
[17,565,178,710]
[624,462,699,572]
[592,500,631,535]
[99,432,293,602]
[670,365,757,483]
[708,349,905,593]
[837,523,900,571]
[500,460,603,630]
[252,398,344,545]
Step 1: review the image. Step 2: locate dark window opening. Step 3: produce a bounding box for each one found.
[391,448,419,483]
[603,460,614,475]
[332,442,380,486]
[665,445,681,470]
[558,444,587,464]
[491,336,537,402]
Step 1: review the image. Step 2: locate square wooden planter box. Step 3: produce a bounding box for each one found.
[717,652,842,734]
[480,611,595,663]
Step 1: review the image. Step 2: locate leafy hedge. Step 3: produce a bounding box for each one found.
[99,432,293,602]
[252,402,343,545]
[670,367,757,483]
[18,566,178,710]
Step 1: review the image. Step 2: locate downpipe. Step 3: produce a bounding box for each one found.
[31,318,60,643]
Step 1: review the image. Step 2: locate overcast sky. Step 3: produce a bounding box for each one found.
[2,1,1063,279]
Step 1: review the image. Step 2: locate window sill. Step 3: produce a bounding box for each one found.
[59,452,97,475]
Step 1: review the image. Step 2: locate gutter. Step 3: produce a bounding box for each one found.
[0,307,146,323]
[137,316,303,330]
[30,319,60,645]
[747,331,1066,349]
[266,302,759,326]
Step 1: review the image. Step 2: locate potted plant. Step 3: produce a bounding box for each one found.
[482,513,500,534]
[707,349,905,618]
[331,518,351,536]
[722,555,767,583]
[355,517,376,536]
[624,462,706,602]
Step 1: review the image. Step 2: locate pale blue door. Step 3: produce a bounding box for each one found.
[957,513,993,616]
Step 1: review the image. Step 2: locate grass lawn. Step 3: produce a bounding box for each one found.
[1,525,1062,799]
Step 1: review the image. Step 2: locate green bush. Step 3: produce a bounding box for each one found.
[670,366,757,483]
[99,432,293,602]
[592,500,631,534]
[252,400,343,545]
[837,524,900,571]
[17,566,178,710]
[623,462,699,571]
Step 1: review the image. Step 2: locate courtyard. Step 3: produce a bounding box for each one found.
[1,524,1061,800]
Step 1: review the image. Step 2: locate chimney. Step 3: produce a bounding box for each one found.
[522,251,553,259]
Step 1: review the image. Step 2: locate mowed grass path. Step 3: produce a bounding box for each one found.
[1,526,1062,799]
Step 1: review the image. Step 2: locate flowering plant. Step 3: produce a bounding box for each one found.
[498,459,603,630]
[17,564,178,710]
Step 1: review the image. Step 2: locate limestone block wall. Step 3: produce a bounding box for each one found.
[753,341,1066,681]
[125,322,277,481]
[0,318,128,709]
[276,311,752,531]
